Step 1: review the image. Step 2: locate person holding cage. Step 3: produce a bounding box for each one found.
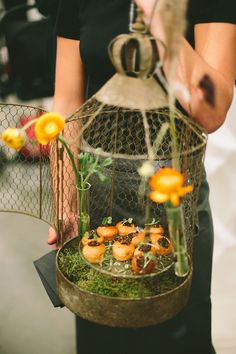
[47,0,236,353]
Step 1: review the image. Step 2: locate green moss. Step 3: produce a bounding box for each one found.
[58,239,185,299]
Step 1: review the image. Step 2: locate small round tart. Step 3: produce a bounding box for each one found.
[131,231,145,247]
[116,219,136,236]
[134,243,156,257]
[96,225,118,241]
[131,254,156,274]
[112,236,135,261]
[145,224,164,235]
[154,236,173,256]
[82,230,104,246]
[82,240,106,264]
[150,233,163,245]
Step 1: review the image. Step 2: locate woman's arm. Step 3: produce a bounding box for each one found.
[135,0,236,133]
[175,23,236,133]
[48,37,85,246]
[53,37,85,114]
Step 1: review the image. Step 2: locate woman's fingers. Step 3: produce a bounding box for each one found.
[48,227,58,245]
[47,213,78,249]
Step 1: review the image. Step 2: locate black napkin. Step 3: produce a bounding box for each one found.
[33,250,64,308]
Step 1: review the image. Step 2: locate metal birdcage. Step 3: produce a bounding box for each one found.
[55,8,207,327]
[56,18,207,253]
[0,3,208,328]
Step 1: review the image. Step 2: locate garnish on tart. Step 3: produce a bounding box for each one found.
[154,236,173,256]
[112,235,135,261]
[96,216,118,241]
[82,230,104,246]
[131,253,156,274]
[116,218,136,236]
[144,218,164,235]
[82,240,106,264]
[134,242,156,257]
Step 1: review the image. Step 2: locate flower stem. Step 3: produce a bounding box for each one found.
[57,136,80,185]
[166,204,189,277]
[169,95,180,171]
[22,118,39,131]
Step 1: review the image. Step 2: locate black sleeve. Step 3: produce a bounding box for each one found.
[188,0,236,25]
[56,0,80,40]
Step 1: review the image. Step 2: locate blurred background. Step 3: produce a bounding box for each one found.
[0,1,235,353]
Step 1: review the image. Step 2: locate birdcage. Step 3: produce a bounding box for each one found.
[55,6,207,327]
[0,3,208,328]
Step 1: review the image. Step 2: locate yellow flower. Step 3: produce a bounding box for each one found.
[1,128,26,151]
[149,168,193,207]
[34,112,65,145]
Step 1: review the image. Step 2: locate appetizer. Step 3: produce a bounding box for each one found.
[116,218,136,236]
[134,243,156,257]
[112,235,135,261]
[131,253,156,274]
[131,231,145,247]
[82,240,106,264]
[96,216,118,241]
[150,233,163,245]
[82,230,104,246]
[154,236,173,256]
[144,219,164,235]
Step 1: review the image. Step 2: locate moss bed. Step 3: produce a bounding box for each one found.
[58,238,186,299]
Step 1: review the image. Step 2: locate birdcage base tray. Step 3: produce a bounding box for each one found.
[56,238,192,328]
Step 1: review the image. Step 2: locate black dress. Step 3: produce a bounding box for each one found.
[56,1,236,354]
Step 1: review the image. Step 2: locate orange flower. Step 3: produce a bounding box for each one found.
[34,112,65,145]
[149,168,193,207]
[1,128,26,151]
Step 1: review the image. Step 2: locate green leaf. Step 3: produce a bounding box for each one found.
[98,173,108,183]
[122,218,133,225]
[102,158,113,167]
[137,241,143,248]
[145,218,159,226]
[84,231,90,239]
[102,216,112,225]
[145,252,156,261]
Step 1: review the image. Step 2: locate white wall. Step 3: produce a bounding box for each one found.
[205,88,236,261]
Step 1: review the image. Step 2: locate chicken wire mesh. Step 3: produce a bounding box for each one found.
[0,103,55,226]
[57,98,207,255]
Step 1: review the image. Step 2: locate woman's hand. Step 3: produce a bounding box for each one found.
[48,210,78,249]
[135,0,236,133]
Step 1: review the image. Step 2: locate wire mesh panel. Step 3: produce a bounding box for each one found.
[0,104,54,225]
[59,98,207,256]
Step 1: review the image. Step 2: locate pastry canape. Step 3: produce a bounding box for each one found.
[131,231,145,247]
[131,253,156,274]
[154,236,173,256]
[112,235,135,261]
[82,230,104,246]
[144,219,164,236]
[134,243,156,257]
[96,216,118,241]
[150,232,163,245]
[116,218,136,236]
[82,240,106,264]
